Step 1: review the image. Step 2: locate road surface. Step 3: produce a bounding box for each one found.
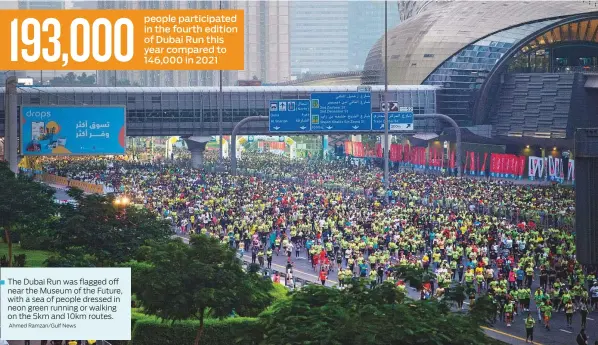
[178,235,595,345]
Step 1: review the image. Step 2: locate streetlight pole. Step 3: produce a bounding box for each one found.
[217,0,224,169]
[383,0,390,203]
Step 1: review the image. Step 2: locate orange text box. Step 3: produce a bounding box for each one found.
[0,10,244,70]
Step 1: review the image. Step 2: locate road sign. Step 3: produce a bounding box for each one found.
[269,99,311,132]
[310,92,372,132]
[381,101,399,112]
[372,111,414,131]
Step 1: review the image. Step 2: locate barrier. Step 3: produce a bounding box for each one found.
[41,173,69,186]
[69,179,105,194]
[40,173,105,194]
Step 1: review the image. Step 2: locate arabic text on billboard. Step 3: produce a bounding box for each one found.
[20,106,126,156]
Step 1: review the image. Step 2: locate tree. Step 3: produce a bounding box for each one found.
[64,72,77,84]
[0,162,56,266]
[50,191,172,266]
[256,283,492,345]
[49,72,97,86]
[134,235,273,345]
[108,77,134,86]
[76,72,96,85]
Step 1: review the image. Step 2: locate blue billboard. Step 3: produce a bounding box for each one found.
[310,92,372,132]
[20,106,126,156]
[269,99,311,132]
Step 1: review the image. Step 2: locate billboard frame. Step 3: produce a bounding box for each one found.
[19,104,127,156]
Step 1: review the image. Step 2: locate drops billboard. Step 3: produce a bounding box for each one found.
[20,106,126,156]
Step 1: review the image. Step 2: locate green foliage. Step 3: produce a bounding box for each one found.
[125,260,155,296]
[0,235,52,267]
[257,283,492,345]
[12,254,26,267]
[444,283,467,304]
[51,193,172,266]
[269,283,290,302]
[134,236,273,320]
[130,317,259,345]
[0,162,57,266]
[469,294,498,326]
[133,235,273,344]
[392,265,431,290]
[45,246,97,267]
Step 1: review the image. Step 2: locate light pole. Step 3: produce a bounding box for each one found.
[217,0,224,170]
[383,0,390,203]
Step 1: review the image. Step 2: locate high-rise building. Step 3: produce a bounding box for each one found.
[96,0,291,86]
[290,1,399,78]
[70,0,97,9]
[236,0,291,84]
[290,1,349,76]
[19,0,64,9]
[0,1,18,9]
[349,1,400,71]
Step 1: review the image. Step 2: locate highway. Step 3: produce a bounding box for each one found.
[178,235,594,345]
[44,182,592,345]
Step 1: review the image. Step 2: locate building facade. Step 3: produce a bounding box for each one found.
[290,1,399,78]
[236,1,291,84]
[363,1,598,139]
[96,0,290,86]
[18,0,64,9]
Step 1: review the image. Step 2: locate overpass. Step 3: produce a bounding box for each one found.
[0,85,439,138]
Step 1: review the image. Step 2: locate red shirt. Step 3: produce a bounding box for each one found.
[319,271,327,281]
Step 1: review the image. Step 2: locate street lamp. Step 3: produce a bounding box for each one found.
[113,196,130,207]
[383,0,390,203]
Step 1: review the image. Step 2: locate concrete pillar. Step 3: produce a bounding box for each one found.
[185,136,211,169]
[189,146,205,169]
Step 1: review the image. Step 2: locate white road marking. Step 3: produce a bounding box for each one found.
[559,329,572,334]
[587,317,595,321]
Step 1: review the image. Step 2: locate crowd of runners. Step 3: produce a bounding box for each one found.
[40,152,597,344]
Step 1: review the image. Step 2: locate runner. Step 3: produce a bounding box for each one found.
[525,312,536,343]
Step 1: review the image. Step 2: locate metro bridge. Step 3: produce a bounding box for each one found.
[0,85,439,138]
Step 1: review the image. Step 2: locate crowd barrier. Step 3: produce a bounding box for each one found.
[40,173,105,195]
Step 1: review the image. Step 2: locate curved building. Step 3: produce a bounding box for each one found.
[364,1,598,138]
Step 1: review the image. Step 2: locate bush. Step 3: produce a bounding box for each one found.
[19,232,52,250]
[130,317,260,345]
[269,283,290,302]
[13,254,26,267]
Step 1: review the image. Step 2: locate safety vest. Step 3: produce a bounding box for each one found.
[504,304,514,313]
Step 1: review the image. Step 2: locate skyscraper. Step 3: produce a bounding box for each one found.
[349,1,400,71]
[289,0,400,78]
[96,0,290,86]
[236,0,291,84]
[18,0,64,9]
[290,1,349,76]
